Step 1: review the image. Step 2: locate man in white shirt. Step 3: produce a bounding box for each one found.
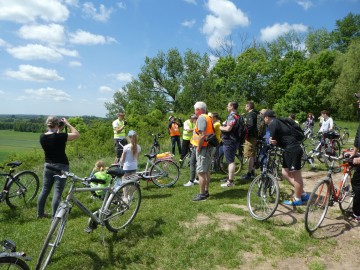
[318,110,333,133]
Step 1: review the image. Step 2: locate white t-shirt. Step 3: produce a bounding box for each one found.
[319,117,333,133]
[122,144,141,171]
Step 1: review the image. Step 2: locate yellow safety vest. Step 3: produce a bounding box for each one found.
[114,119,126,138]
[183,119,195,140]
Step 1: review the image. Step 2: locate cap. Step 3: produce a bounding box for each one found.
[128,130,136,137]
[168,115,174,121]
[208,112,213,118]
[263,109,276,118]
[355,93,360,98]
[190,114,197,119]
[260,109,267,115]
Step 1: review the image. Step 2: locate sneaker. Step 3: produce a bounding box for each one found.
[193,179,199,184]
[301,193,310,202]
[204,191,209,198]
[183,181,194,187]
[220,178,228,182]
[221,181,235,187]
[192,193,207,201]
[351,213,360,222]
[240,173,252,180]
[283,198,303,206]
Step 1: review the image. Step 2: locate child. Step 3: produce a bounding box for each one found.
[90,160,111,198]
[120,130,141,181]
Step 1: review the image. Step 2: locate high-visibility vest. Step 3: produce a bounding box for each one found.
[114,119,126,138]
[190,114,214,147]
[183,119,195,140]
[169,122,180,137]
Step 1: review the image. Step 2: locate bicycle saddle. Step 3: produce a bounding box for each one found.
[107,167,125,177]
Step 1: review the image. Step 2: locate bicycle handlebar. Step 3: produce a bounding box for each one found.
[1,240,31,261]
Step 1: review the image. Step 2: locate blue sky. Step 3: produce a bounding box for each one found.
[0,0,359,118]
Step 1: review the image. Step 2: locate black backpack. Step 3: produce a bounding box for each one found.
[278,117,305,143]
[231,114,247,144]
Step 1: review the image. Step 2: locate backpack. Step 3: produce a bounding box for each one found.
[231,114,247,144]
[278,117,305,143]
[257,112,266,139]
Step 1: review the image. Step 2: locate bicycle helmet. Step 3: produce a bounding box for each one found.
[128,130,136,137]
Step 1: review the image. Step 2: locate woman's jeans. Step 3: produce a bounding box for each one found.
[37,163,69,218]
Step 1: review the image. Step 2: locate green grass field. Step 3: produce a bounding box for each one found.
[0,130,41,162]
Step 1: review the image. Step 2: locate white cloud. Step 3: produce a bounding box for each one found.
[296,0,313,10]
[115,73,133,82]
[82,2,113,22]
[0,0,69,23]
[182,19,196,28]
[7,44,65,61]
[117,2,126,9]
[0,38,7,47]
[69,30,115,45]
[17,24,66,45]
[184,0,197,4]
[202,0,250,49]
[5,65,64,82]
[69,61,82,67]
[17,87,72,101]
[99,86,113,93]
[260,23,308,42]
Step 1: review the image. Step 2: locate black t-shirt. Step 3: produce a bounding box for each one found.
[246,110,258,138]
[268,118,298,148]
[40,133,69,164]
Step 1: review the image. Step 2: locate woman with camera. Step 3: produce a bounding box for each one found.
[37,116,80,219]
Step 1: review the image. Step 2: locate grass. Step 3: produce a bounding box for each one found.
[0,122,358,269]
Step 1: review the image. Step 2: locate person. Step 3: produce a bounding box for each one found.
[37,116,80,218]
[289,113,299,124]
[120,130,141,179]
[219,102,240,187]
[180,114,197,162]
[257,108,267,140]
[306,113,315,130]
[89,160,111,199]
[241,101,258,180]
[183,146,199,187]
[318,110,333,133]
[191,101,216,201]
[168,115,183,155]
[263,110,308,206]
[209,112,221,172]
[112,112,127,163]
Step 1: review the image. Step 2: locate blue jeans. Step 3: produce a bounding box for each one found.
[37,163,69,218]
[171,136,182,155]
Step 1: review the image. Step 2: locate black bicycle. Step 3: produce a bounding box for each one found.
[334,125,350,145]
[0,239,31,270]
[0,161,39,208]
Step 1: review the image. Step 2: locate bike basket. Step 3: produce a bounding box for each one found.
[156,152,173,160]
[323,131,340,139]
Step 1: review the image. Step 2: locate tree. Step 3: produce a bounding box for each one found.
[306,28,334,55]
[332,12,360,52]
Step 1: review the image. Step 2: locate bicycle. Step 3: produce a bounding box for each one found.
[149,132,162,155]
[302,122,316,144]
[304,153,356,233]
[217,144,246,175]
[0,161,39,208]
[179,146,193,169]
[137,152,180,188]
[0,239,32,270]
[334,125,350,145]
[114,138,127,164]
[35,165,141,270]
[247,145,283,221]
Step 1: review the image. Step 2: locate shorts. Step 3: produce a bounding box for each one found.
[244,137,257,158]
[222,141,240,164]
[196,146,215,173]
[282,145,302,171]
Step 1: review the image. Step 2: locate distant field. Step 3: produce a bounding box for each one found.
[0,130,41,162]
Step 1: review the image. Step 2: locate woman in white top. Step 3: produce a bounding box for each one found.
[120,130,141,177]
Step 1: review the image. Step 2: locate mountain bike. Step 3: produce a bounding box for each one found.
[36,165,141,270]
[0,161,39,208]
[217,144,246,175]
[0,239,31,270]
[334,125,350,145]
[304,154,356,234]
[247,145,283,221]
[138,152,180,187]
[306,132,341,166]
[114,138,127,164]
[302,122,316,144]
[149,132,162,155]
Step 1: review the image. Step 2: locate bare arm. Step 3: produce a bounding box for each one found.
[61,118,80,141]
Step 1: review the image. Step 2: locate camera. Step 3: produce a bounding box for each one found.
[124,120,128,126]
[58,121,65,128]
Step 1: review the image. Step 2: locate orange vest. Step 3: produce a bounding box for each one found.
[190,114,214,147]
[169,122,180,137]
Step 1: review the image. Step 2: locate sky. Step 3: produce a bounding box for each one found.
[0,0,359,118]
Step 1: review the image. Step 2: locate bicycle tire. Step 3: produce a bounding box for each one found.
[218,153,243,175]
[316,144,326,163]
[36,216,67,270]
[339,169,354,213]
[179,151,191,169]
[151,159,179,187]
[342,132,349,144]
[304,180,330,233]
[104,181,141,232]
[6,171,39,208]
[0,256,30,270]
[247,173,280,221]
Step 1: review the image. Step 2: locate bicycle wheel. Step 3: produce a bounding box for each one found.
[6,171,39,208]
[339,169,354,213]
[179,151,191,169]
[36,216,67,270]
[247,173,280,221]
[342,132,349,144]
[332,139,341,157]
[316,144,326,163]
[218,153,243,175]
[0,257,30,270]
[151,159,179,187]
[304,180,330,233]
[104,181,141,232]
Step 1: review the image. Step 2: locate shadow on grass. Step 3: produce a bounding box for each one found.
[141,193,172,199]
[211,187,247,200]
